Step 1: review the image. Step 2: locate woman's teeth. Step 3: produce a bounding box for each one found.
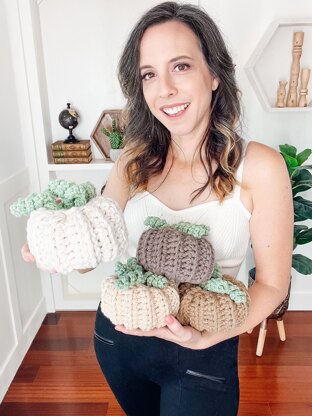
[163,103,189,116]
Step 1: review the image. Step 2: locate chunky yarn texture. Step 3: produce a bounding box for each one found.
[101,277,180,330]
[100,215,249,333]
[178,275,249,332]
[27,196,128,274]
[10,179,96,217]
[137,227,215,284]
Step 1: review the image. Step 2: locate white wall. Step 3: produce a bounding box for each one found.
[0,0,47,403]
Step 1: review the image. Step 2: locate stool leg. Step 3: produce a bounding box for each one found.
[276,319,286,341]
[256,319,267,357]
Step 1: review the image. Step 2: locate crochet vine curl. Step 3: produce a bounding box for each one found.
[114,257,168,290]
[10,179,96,217]
[144,216,210,238]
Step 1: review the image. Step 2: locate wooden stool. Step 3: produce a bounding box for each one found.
[247,268,291,357]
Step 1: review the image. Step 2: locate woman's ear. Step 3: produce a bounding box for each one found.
[212,77,220,91]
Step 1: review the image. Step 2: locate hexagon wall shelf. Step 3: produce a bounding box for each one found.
[245,19,312,112]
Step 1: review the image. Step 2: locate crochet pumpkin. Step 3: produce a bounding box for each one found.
[101,258,180,330]
[137,217,215,284]
[101,216,249,333]
[178,275,249,333]
[11,180,128,274]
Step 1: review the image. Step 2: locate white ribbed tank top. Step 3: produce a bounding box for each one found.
[123,158,251,279]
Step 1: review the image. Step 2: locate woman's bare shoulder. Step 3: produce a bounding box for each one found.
[244,140,287,186]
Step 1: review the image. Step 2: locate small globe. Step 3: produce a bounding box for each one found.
[58,103,79,143]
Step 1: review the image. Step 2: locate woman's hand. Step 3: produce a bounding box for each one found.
[21,243,57,273]
[21,243,35,263]
[115,315,208,350]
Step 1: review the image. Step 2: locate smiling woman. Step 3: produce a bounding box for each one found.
[20,1,293,415]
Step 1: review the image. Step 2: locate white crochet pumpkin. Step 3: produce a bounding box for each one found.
[27,196,128,274]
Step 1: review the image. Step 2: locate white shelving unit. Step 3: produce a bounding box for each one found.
[47,159,114,172]
[245,19,312,112]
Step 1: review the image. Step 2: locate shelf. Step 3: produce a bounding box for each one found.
[47,159,114,171]
[245,19,312,112]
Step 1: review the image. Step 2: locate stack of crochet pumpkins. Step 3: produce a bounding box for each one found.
[101,216,249,333]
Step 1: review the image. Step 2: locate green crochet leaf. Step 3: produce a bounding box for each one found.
[10,179,96,217]
[200,277,247,304]
[114,257,168,290]
[144,216,209,238]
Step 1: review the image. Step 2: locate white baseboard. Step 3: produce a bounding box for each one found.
[289,291,312,311]
[0,297,46,403]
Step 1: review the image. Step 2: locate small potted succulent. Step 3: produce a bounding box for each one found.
[102,118,124,162]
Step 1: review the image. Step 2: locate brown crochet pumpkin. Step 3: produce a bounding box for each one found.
[101,276,180,330]
[177,275,249,333]
[136,227,215,284]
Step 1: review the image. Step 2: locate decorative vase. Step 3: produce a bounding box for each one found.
[110,148,122,162]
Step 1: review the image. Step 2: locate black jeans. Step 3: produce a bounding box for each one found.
[94,305,239,416]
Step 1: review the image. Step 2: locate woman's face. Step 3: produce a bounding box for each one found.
[139,20,219,142]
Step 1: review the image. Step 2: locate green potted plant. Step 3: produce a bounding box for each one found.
[279,144,312,275]
[102,118,124,162]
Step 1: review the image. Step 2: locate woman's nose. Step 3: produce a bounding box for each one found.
[158,74,177,98]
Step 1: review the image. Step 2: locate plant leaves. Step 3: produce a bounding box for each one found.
[279,144,297,158]
[292,254,312,275]
[292,168,312,181]
[291,169,312,195]
[280,153,299,170]
[296,149,312,166]
[293,196,312,220]
[294,224,308,238]
[296,228,312,245]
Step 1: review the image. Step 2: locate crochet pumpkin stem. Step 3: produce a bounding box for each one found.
[114,257,168,290]
[144,216,210,238]
[200,277,248,304]
[10,179,96,217]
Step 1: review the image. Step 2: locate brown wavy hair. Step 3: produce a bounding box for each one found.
[118,1,244,202]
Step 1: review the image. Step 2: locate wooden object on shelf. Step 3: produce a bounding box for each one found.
[286,31,304,107]
[90,109,125,160]
[275,80,288,107]
[298,67,311,107]
[52,155,92,164]
[51,139,91,151]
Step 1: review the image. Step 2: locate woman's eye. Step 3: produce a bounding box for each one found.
[142,72,154,81]
[174,63,190,72]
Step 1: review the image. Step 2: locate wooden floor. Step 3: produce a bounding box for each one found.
[1,311,311,416]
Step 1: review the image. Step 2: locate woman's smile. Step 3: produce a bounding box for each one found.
[161,102,190,117]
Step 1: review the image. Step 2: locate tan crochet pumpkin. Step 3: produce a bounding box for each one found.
[177,275,249,333]
[101,276,180,330]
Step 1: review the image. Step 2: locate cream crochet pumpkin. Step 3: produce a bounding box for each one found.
[101,276,180,330]
[27,196,128,274]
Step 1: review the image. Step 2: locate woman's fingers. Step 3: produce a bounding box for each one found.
[21,243,35,262]
[165,315,193,342]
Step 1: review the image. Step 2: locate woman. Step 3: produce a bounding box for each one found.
[94,2,292,415]
[23,2,293,415]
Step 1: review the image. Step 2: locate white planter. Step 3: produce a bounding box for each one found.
[110,148,122,162]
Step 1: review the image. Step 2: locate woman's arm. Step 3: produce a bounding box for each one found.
[101,150,131,210]
[198,141,293,347]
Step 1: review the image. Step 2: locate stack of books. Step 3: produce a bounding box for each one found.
[51,140,92,164]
